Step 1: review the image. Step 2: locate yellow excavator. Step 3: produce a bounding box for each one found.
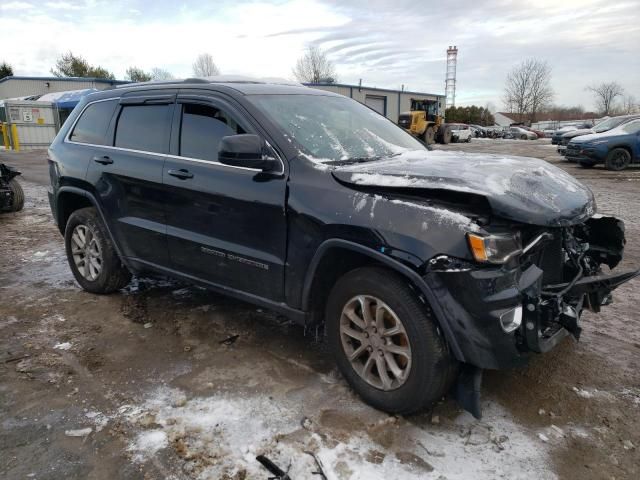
[398,99,452,145]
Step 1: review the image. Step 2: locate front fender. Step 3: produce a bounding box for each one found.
[300,238,466,362]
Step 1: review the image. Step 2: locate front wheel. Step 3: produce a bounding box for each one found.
[438,126,452,144]
[605,148,631,171]
[423,126,435,145]
[65,207,131,293]
[326,267,457,414]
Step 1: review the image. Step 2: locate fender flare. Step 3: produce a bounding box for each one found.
[55,186,132,270]
[300,239,465,361]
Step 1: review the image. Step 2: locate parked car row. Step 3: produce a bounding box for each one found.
[558,115,640,170]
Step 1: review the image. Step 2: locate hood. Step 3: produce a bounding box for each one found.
[571,127,628,144]
[331,150,595,227]
[563,128,593,139]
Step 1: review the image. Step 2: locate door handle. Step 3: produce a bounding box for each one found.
[167,169,194,180]
[93,155,113,165]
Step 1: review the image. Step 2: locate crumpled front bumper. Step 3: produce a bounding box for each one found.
[423,258,639,370]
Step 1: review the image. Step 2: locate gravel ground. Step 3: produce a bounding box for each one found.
[1,140,639,479]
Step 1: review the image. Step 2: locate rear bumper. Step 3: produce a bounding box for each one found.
[422,257,638,370]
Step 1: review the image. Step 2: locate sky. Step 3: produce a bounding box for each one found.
[1,0,638,111]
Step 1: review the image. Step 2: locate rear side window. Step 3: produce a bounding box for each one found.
[179,103,246,161]
[114,105,171,153]
[69,100,117,145]
[622,121,640,134]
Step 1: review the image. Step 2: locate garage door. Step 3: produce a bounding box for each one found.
[365,95,386,116]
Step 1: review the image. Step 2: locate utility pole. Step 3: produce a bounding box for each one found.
[445,46,458,110]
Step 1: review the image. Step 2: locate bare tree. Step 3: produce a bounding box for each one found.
[292,45,337,83]
[192,53,220,77]
[622,95,638,114]
[150,68,174,81]
[503,58,553,123]
[587,82,624,115]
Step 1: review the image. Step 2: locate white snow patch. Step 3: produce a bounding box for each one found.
[119,386,556,479]
[65,427,92,437]
[390,199,480,232]
[53,342,72,350]
[572,387,595,399]
[129,430,168,460]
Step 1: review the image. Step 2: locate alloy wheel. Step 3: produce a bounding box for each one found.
[339,295,412,391]
[70,224,102,281]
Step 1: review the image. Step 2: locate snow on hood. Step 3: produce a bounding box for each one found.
[332,150,595,227]
[570,127,630,144]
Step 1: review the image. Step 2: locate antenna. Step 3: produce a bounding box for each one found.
[445,46,458,110]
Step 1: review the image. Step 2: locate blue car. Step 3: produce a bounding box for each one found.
[566,119,640,170]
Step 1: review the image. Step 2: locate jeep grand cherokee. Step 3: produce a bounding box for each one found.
[47,78,638,418]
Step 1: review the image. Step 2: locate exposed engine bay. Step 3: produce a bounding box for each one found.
[518,215,637,353]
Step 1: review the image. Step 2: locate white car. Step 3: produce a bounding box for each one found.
[509,126,537,140]
[449,124,472,142]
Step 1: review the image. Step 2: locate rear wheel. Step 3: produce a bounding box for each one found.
[8,178,24,212]
[520,134,527,140]
[423,126,435,145]
[605,148,631,171]
[326,267,457,414]
[65,207,131,293]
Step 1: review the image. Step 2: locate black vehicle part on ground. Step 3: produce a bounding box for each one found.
[0,163,24,213]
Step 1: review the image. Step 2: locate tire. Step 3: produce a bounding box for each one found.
[64,207,131,293]
[605,148,631,171]
[520,134,527,140]
[438,126,452,144]
[326,267,457,415]
[423,126,435,145]
[8,178,24,212]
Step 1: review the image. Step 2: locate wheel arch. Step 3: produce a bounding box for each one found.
[55,186,131,270]
[301,239,465,361]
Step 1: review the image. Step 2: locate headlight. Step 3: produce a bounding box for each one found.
[467,232,522,264]
[588,140,608,146]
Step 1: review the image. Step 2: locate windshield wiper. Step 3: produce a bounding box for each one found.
[322,153,401,166]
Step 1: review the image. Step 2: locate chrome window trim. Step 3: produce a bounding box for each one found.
[63,98,285,175]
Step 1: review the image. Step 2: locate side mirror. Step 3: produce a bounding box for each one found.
[218,134,279,172]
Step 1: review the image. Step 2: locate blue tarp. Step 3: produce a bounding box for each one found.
[37,89,99,109]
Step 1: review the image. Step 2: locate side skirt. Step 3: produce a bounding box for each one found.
[127,257,308,325]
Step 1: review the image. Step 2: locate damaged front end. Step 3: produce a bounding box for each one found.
[518,215,636,351]
[426,215,638,418]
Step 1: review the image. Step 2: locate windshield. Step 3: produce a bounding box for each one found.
[593,117,629,133]
[248,94,426,164]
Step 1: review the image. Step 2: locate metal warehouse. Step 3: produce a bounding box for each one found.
[306,82,445,123]
[0,76,128,100]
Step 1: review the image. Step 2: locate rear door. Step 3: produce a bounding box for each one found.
[85,90,176,267]
[162,91,287,300]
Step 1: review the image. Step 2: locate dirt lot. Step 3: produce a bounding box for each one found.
[1,140,639,479]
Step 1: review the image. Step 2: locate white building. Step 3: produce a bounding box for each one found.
[306,83,445,123]
[0,76,128,100]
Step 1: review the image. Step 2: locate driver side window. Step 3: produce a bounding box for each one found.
[179,103,246,161]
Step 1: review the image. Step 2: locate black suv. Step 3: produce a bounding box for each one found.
[48,79,637,418]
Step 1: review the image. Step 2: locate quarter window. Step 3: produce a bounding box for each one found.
[179,103,246,161]
[114,105,171,153]
[69,100,117,145]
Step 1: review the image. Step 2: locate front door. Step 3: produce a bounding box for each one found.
[85,90,176,267]
[162,92,287,301]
